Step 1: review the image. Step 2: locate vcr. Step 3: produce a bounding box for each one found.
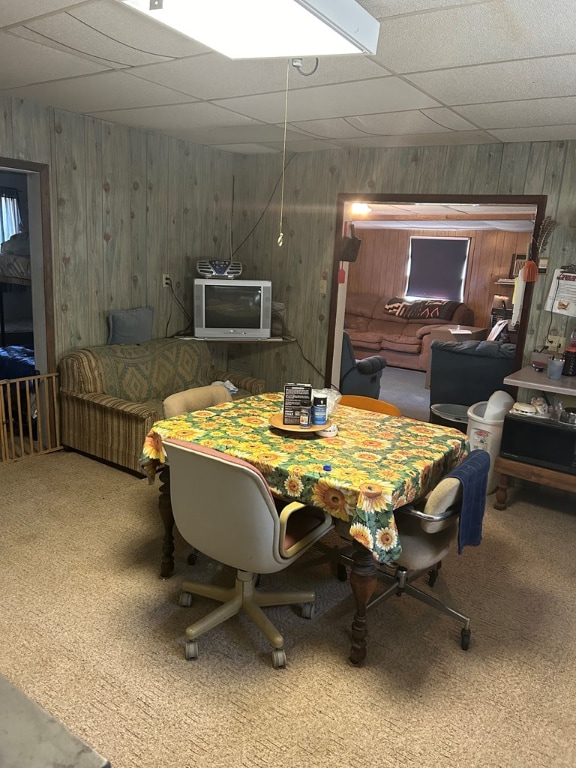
[500,412,576,475]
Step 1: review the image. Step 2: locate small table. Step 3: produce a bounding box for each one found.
[141,393,468,665]
[493,365,576,509]
[425,326,489,387]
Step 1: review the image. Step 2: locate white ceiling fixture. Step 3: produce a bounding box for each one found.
[119,0,380,58]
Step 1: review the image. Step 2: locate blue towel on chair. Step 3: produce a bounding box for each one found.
[446,450,490,554]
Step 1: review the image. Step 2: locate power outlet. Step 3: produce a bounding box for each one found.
[547,335,565,353]
[162,273,171,288]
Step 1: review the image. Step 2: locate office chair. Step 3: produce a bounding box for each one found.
[339,394,401,416]
[361,452,489,650]
[339,331,387,398]
[163,438,334,668]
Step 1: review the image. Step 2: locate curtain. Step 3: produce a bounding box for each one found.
[406,237,470,301]
[0,187,22,243]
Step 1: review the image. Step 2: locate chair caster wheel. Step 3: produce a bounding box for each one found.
[185,640,199,659]
[461,628,471,650]
[272,648,286,669]
[301,603,315,620]
[179,591,193,607]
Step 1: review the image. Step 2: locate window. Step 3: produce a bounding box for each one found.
[406,237,470,301]
[0,187,22,243]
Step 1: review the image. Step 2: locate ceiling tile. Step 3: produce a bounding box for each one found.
[347,110,451,135]
[212,144,280,155]
[69,0,207,59]
[89,101,259,139]
[131,51,389,100]
[454,97,576,129]
[286,118,368,139]
[362,0,486,17]
[335,130,498,148]
[372,0,576,73]
[213,78,439,124]
[407,56,576,105]
[175,124,304,146]
[0,71,197,113]
[419,108,478,131]
[488,125,576,143]
[0,0,86,27]
[0,30,108,88]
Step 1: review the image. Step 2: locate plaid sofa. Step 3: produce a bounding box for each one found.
[58,338,265,472]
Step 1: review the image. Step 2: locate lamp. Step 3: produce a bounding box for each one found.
[120,0,380,58]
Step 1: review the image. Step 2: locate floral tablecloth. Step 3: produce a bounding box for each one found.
[141,392,468,564]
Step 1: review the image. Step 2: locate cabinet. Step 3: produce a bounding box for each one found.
[493,366,576,509]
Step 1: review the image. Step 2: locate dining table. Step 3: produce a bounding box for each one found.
[140,391,468,665]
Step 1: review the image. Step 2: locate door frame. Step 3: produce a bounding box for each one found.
[325,192,548,389]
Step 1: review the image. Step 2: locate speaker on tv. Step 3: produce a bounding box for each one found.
[340,224,362,262]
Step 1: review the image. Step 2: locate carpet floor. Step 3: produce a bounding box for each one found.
[1,451,575,768]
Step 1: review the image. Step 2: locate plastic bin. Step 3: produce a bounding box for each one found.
[466,391,514,494]
[430,403,469,432]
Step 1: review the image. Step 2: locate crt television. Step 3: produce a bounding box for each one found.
[193,278,272,340]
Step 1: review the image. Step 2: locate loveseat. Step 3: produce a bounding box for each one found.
[58,337,265,473]
[344,293,474,372]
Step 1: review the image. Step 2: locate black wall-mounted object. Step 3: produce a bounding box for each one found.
[340,224,362,262]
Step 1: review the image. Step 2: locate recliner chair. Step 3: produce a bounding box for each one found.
[339,331,387,398]
[163,438,334,668]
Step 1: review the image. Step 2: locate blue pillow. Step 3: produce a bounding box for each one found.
[107,307,154,345]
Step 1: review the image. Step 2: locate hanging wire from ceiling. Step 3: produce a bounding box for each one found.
[277,59,291,247]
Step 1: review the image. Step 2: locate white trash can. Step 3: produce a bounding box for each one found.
[466,391,514,494]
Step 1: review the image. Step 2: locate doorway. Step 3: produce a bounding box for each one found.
[326,193,548,391]
[0,158,54,374]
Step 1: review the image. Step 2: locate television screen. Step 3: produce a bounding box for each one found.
[193,279,272,339]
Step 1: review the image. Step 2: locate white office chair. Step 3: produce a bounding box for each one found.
[163,438,334,668]
[365,474,474,650]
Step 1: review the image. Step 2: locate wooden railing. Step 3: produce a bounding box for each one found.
[0,372,61,463]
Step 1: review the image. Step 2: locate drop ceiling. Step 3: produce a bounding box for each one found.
[1,0,575,155]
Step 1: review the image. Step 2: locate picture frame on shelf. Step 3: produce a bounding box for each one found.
[509,254,527,278]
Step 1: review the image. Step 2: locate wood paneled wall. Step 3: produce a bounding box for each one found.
[2,89,576,396]
[347,227,531,328]
[231,142,576,392]
[0,95,234,362]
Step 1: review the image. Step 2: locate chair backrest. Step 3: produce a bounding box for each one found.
[417,476,462,533]
[339,394,401,416]
[163,439,288,574]
[163,383,231,418]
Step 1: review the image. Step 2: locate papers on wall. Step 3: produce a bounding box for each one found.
[545,269,576,317]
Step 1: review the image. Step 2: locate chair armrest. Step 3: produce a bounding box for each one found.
[395,502,460,523]
[277,500,333,558]
[211,369,265,394]
[355,355,387,374]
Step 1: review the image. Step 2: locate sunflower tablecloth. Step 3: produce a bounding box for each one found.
[141,392,468,565]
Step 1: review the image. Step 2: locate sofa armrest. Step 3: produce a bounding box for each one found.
[60,390,162,473]
[211,369,265,395]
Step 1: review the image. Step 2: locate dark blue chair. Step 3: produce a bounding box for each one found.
[339,331,387,398]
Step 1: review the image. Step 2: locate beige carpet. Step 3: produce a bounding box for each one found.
[1,451,575,768]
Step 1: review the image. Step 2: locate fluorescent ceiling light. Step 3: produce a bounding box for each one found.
[120,0,380,58]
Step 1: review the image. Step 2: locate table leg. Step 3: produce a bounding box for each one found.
[494,472,509,510]
[348,541,378,666]
[158,466,175,578]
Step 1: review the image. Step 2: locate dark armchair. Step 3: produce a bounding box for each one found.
[429,339,517,423]
[339,331,387,398]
